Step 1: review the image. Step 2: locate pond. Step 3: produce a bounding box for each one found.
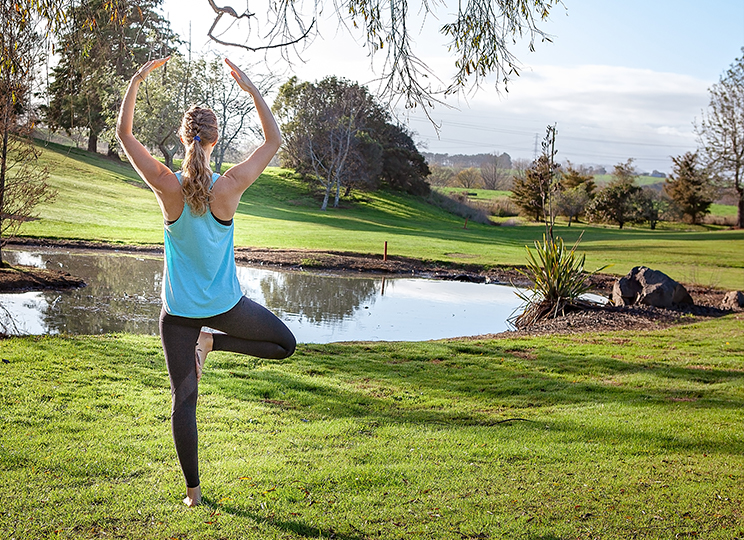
[0,248,525,343]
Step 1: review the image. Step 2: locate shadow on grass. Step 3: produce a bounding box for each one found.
[203,336,744,456]
[203,499,369,540]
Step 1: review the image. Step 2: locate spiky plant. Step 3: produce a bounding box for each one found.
[512,234,607,329]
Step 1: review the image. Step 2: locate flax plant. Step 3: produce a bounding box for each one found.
[512,233,607,328]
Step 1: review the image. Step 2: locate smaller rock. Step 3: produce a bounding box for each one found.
[612,266,693,308]
[721,291,744,311]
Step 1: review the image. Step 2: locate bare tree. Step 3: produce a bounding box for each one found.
[555,187,589,227]
[481,154,512,190]
[203,0,561,115]
[696,49,744,228]
[201,57,276,173]
[0,1,57,265]
[134,55,202,170]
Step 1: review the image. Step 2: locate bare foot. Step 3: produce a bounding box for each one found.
[183,485,202,507]
[195,331,213,382]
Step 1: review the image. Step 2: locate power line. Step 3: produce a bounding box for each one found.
[406,115,693,149]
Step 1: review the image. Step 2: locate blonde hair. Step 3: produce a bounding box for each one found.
[178,106,219,216]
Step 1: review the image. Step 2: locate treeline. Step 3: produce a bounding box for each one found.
[426,146,731,229]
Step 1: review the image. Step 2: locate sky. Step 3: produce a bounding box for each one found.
[160,0,744,173]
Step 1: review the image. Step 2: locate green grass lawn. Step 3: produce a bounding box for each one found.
[711,203,738,216]
[17,141,744,290]
[1,315,742,539]
[434,186,513,200]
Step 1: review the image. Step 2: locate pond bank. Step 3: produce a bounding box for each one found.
[1,238,736,338]
[4,237,536,288]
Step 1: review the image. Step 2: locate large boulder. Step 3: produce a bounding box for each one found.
[612,266,693,308]
[721,291,744,311]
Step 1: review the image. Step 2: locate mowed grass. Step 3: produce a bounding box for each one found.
[1,315,743,539]
[18,141,744,290]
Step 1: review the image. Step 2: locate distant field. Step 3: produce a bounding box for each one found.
[435,186,512,200]
[435,186,737,218]
[14,141,744,290]
[711,203,738,216]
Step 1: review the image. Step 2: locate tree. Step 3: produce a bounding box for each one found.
[664,151,713,224]
[203,0,561,113]
[376,122,430,196]
[561,163,597,197]
[553,163,595,226]
[555,187,590,227]
[510,126,560,223]
[132,55,202,170]
[632,188,667,230]
[274,76,429,208]
[481,154,512,190]
[586,160,641,229]
[0,1,56,264]
[696,49,744,228]
[427,164,455,186]
[274,76,380,210]
[45,0,177,154]
[454,167,482,189]
[510,155,558,221]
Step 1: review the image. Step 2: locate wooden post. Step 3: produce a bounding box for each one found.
[383,241,388,262]
[464,217,469,229]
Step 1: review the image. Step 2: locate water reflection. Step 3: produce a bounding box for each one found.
[257,271,379,323]
[1,248,524,342]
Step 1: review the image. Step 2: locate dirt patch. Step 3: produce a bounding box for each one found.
[2,238,738,338]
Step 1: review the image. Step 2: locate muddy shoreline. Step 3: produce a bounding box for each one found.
[1,238,737,337]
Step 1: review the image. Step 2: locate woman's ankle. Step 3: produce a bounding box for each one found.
[184,485,201,507]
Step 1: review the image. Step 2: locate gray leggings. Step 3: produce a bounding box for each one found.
[159,296,296,488]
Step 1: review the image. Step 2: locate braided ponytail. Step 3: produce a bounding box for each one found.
[179,106,219,216]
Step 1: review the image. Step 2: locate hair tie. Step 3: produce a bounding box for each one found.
[193,135,201,142]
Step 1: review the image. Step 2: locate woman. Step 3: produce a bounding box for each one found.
[116,57,296,507]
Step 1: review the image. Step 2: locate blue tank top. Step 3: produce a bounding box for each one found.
[162,172,243,317]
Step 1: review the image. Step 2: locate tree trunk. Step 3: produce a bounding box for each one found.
[107,146,121,161]
[0,93,9,266]
[158,142,174,171]
[738,189,744,229]
[87,130,98,153]
[213,152,224,175]
[320,181,331,211]
[333,177,341,208]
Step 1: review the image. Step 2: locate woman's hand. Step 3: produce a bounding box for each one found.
[225,58,257,95]
[133,57,170,83]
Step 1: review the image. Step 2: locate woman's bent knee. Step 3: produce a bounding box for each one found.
[282,336,296,358]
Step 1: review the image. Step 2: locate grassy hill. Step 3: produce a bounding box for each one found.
[15,140,744,290]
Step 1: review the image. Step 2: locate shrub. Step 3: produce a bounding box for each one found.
[511,234,607,328]
[427,190,492,225]
[485,197,520,217]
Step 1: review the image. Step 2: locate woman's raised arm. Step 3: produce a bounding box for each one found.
[218,59,283,198]
[116,57,177,196]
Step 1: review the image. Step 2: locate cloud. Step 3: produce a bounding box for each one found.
[408,64,711,171]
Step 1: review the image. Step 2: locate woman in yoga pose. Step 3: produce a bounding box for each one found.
[116,57,296,507]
